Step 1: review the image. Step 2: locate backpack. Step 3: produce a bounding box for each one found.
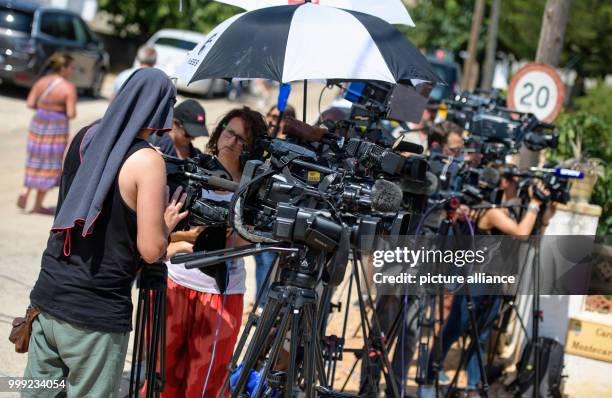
[507,337,565,398]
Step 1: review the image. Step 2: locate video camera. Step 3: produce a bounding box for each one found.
[505,166,583,205]
[442,91,558,158]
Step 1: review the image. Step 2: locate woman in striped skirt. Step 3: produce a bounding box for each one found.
[18,53,77,215]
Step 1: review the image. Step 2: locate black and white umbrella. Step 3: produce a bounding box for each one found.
[213,0,415,26]
[177,3,439,86]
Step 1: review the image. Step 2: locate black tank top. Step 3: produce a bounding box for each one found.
[31,127,151,333]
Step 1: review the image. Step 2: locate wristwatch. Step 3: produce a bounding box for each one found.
[527,203,540,214]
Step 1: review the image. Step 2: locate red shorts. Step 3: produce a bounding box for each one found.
[152,277,244,398]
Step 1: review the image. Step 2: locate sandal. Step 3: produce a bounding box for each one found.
[30,207,56,216]
[16,194,27,210]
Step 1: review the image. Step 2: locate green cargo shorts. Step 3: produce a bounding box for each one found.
[22,312,129,398]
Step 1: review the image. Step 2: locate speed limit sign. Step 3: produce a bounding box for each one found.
[508,63,565,123]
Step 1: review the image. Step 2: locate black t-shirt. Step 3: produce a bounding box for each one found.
[31,126,150,333]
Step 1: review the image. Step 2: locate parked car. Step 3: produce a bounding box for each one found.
[140,29,227,98]
[0,0,109,96]
[427,55,462,102]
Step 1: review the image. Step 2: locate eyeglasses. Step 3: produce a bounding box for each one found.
[222,128,248,149]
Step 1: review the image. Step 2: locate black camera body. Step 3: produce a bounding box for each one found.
[443,91,558,159]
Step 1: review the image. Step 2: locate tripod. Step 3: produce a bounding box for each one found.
[348,249,402,398]
[128,262,167,398]
[224,250,332,398]
[413,217,490,398]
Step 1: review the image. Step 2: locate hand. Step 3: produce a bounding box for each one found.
[456,204,473,222]
[164,186,188,232]
[528,181,550,206]
[166,241,194,260]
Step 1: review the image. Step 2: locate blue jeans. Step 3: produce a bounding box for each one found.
[427,295,502,390]
[254,252,277,303]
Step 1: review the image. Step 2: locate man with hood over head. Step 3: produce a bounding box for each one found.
[23,68,188,398]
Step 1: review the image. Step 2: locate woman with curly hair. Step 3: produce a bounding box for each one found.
[156,107,267,398]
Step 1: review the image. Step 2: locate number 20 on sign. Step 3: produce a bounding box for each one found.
[507,63,565,123]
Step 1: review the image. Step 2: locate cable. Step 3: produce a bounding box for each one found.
[200,257,231,398]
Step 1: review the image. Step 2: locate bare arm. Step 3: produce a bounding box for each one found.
[479,206,538,237]
[26,81,41,109]
[121,148,187,263]
[65,84,77,119]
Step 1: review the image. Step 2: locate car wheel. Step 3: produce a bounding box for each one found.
[87,67,105,98]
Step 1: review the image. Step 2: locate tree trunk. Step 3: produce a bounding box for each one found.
[462,0,486,91]
[535,0,572,65]
[480,0,501,92]
[519,0,572,169]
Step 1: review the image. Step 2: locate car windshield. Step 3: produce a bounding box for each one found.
[431,63,457,85]
[0,7,34,32]
[154,37,197,50]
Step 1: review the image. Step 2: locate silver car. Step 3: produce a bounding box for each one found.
[0,0,109,96]
[140,29,228,98]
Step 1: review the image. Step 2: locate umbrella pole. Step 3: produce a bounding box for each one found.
[303,79,307,122]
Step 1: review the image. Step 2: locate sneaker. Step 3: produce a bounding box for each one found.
[438,369,450,385]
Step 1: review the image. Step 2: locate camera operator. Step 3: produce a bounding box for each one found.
[420,165,557,398]
[159,107,267,398]
[23,68,187,398]
[148,99,208,159]
[266,103,296,138]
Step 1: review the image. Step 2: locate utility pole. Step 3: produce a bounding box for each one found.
[462,0,486,91]
[480,0,501,92]
[519,0,572,168]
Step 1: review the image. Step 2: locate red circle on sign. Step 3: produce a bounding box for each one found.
[507,63,565,123]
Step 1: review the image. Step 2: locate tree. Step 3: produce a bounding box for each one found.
[497,0,612,79]
[407,0,611,80]
[99,0,241,42]
[403,0,483,55]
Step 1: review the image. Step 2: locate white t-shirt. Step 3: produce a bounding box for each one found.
[167,190,246,294]
[113,67,138,96]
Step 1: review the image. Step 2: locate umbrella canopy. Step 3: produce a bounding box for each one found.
[177,3,439,87]
[214,0,415,26]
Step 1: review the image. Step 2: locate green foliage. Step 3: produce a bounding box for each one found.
[99,0,242,40]
[408,0,612,78]
[403,0,481,53]
[574,83,612,126]
[548,110,612,235]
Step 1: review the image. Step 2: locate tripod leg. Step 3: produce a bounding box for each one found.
[253,303,294,398]
[146,290,162,398]
[285,308,300,398]
[463,295,489,398]
[219,300,270,397]
[304,303,328,392]
[231,295,284,398]
[129,287,145,398]
[353,253,400,398]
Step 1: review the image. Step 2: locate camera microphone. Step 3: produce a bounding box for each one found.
[530,167,585,179]
[371,179,403,212]
[400,171,438,196]
[284,117,327,142]
[393,138,424,154]
[182,172,239,192]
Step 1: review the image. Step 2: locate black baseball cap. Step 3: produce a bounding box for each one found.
[174,99,208,137]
